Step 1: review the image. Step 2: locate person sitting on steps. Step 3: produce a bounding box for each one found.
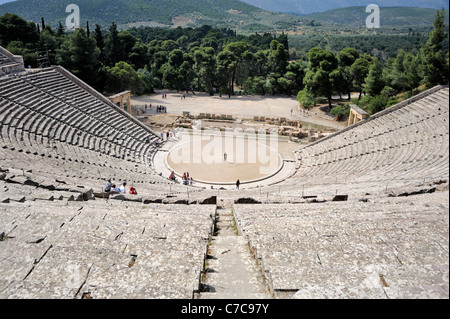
[104,179,112,193]
[118,182,127,194]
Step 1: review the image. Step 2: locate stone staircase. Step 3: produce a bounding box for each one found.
[197,206,272,299]
[0,46,25,76]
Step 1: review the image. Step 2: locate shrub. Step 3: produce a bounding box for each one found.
[330,103,351,120]
[368,95,388,114]
[296,88,318,109]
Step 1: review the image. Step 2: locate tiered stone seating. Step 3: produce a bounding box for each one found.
[0,51,14,67]
[276,86,449,198]
[0,200,216,299]
[0,68,160,166]
[234,191,449,299]
[0,143,203,200]
[0,46,25,76]
[0,64,202,198]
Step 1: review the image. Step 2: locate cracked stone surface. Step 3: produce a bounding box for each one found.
[198,208,272,299]
[0,201,216,299]
[234,192,449,299]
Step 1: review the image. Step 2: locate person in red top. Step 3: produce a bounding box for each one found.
[129,186,137,195]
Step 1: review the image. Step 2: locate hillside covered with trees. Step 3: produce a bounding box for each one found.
[0,0,302,32]
[240,0,449,15]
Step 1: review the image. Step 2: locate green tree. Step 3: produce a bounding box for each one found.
[57,28,101,87]
[179,60,195,91]
[253,50,268,76]
[384,51,408,93]
[351,53,375,99]
[0,13,39,46]
[330,68,348,99]
[216,49,237,97]
[118,31,139,63]
[38,26,58,64]
[266,40,290,94]
[277,75,294,96]
[94,24,106,64]
[192,47,216,94]
[138,68,158,94]
[5,41,36,67]
[161,49,194,91]
[161,64,181,90]
[56,22,65,37]
[368,94,388,114]
[337,47,359,99]
[129,41,149,70]
[286,59,307,92]
[104,22,121,66]
[267,40,289,76]
[150,50,168,82]
[177,35,189,52]
[364,60,385,96]
[105,61,144,94]
[216,42,249,98]
[404,53,422,93]
[420,8,449,86]
[161,40,178,53]
[303,47,338,108]
[243,76,267,95]
[297,88,318,109]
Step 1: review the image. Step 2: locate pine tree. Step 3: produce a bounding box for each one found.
[303,47,338,108]
[94,24,105,64]
[57,21,64,37]
[351,54,375,99]
[0,13,40,46]
[420,8,449,86]
[58,28,101,87]
[364,60,385,96]
[105,22,120,66]
[86,21,90,38]
[337,47,359,99]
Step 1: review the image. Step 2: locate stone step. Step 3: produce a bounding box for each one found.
[215,209,237,236]
[199,292,270,299]
[216,219,235,228]
[201,235,271,299]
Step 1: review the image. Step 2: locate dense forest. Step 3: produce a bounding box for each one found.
[0,9,448,118]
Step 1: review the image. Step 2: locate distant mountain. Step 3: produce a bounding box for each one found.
[241,0,449,15]
[0,0,302,31]
[305,6,449,27]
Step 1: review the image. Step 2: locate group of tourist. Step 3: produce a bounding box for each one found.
[161,131,175,141]
[156,105,167,113]
[143,104,167,113]
[299,108,317,116]
[143,135,162,147]
[104,180,138,195]
[169,171,193,186]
